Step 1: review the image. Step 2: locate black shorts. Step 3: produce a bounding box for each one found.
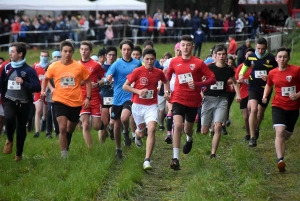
[102,104,112,109]
[248,90,271,108]
[272,106,299,133]
[111,100,132,120]
[172,102,198,123]
[240,96,249,110]
[53,102,81,123]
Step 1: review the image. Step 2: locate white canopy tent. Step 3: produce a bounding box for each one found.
[0,0,147,12]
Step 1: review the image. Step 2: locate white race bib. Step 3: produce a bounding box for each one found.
[254,70,267,78]
[103,97,113,105]
[60,77,75,87]
[210,81,224,90]
[281,86,296,96]
[139,90,154,99]
[38,74,44,81]
[7,80,21,90]
[178,73,193,84]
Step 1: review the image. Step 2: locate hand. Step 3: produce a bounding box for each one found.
[41,91,46,98]
[15,77,23,84]
[82,98,90,109]
[236,96,241,103]
[188,80,195,90]
[106,74,113,82]
[261,75,268,81]
[157,86,161,91]
[51,88,55,93]
[164,91,171,101]
[138,89,148,97]
[238,75,244,83]
[262,97,267,104]
[289,93,299,101]
[91,82,98,88]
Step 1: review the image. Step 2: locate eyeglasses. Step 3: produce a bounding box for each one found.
[107,54,116,57]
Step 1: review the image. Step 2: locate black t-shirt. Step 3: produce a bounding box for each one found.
[204,63,235,97]
[244,52,277,93]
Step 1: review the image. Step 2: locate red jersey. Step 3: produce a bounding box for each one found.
[166,56,215,107]
[79,59,105,93]
[267,65,300,110]
[226,67,236,93]
[0,60,10,104]
[32,62,46,85]
[235,63,252,99]
[127,66,167,105]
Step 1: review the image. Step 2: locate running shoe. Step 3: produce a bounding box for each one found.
[41,120,46,132]
[249,137,257,147]
[210,154,216,159]
[226,119,231,127]
[34,132,40,138]
[135,137,143,148]
[221,126,228,135]
[244,134,250,141]
[164,135,172,144]
[46,133,53,139]
[182,140,193,154]
[159,125,165,131]
[3,140,13,154]
[123,132,132,146]
[143,160,152,170]
[277,160,286,173]
[116,149,123,159]
[170,158,180,170]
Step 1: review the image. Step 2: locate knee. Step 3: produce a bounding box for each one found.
[201,127,209,134]
[214,123,222,131]
[82,121,90,129]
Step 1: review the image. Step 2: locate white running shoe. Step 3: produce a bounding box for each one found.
[143,160,152,170]
[135,137,143,148]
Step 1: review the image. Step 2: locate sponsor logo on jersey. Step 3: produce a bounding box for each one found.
[190,64,195,70]
[286,75,292,82]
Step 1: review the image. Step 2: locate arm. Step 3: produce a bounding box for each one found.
[262,84,272,103]
[238,64,250,81]
[122,79,147,96]
[231,76,241,102]
[162,80,171,101]
[41,75,50,97]
[21,69,41,93]
[82,77,91,109]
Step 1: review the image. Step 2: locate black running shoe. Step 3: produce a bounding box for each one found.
[244,134,250,141]
[34,132,40,138]
[116,149,123,159]
[164,135,172,144]
[210,154,216,159]
[221,126,228,135]
[249,137,257,147]
[123,132,132,146]
[41,120,46,132]
[182,140,193,154]
[46,133,53,139]
[255,129,260,139]
[159,125,165,131]
[226,119,231,127]
[170,158,180,170]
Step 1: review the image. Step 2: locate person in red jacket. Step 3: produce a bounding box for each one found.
[147,15,154,38]
[227,35,237,57]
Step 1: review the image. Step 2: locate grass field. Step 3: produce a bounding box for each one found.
[0,40,300,201]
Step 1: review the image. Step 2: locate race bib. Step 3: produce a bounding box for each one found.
[38,74,44,81]
[60,77,75,87]
[103,97,113,105]
[254,70,267,78]
[281,86,296,96]
[210,81,224,90]
[7,80,21,90]
[139,90,154,99]
[243,79,249,84]
[178,73,193,84]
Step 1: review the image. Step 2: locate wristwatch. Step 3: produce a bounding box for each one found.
[86,96,92,100]
[165,90,170,94]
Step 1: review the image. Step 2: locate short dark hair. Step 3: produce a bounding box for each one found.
[0,57,5,62]
[105,46,117,55]
[11,42,27,59]
[60,41,74,52]
[143,40,154,48]
[98,47,106,57]
[163,52,172,59]
[133,45,142,55]
[119,39,134,50]
[256,37,268,46]
[80,40,93,51]
[276,47,291,58]
[142,48,156,58]
[180,35,193,42]
[214,44,227,54]
[41,50,49,57]
[245,48,255,54]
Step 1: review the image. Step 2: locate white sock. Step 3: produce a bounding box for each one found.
[61,150,68,158]
[186,135,193,142]
[132,132,136,138]
[173,148,179,159]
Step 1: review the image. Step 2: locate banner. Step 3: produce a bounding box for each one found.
[238,0,288,4]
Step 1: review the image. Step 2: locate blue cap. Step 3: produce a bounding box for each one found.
[52,50,61,59]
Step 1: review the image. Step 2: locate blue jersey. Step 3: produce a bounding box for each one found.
[106,58,142,105]
[100,62,114,99]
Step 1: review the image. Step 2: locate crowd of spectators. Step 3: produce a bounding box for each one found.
[0,7,295,50]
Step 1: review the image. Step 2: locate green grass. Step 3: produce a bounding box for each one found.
[1,41,300,200]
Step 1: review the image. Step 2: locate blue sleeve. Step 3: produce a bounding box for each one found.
[154,60,163,70]
[105,61,117,76]
[22,68,41,93]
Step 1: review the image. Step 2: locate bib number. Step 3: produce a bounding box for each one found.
[254,70,267,78]
[60,77,75,87]
[210,81,224,90]
[103,97,113,105]
[281,86,296,96]
[178,73,193,84]
[139,90,154,99]
[7,80,21,90]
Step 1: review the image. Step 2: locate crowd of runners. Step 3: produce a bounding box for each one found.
[0,35,299,173]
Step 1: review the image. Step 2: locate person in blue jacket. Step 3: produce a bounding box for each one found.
[1,42,41,161]
[193,27,206,58]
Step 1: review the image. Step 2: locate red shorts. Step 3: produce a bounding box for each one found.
[33,92,46,104]
[80,91,102,117]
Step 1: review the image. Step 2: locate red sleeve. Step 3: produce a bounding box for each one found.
[165,60,175,81]
[266,71,274,86]
[159,70,167,83]
[194,62,216,87]
[235,64,243,79]
[97,63,105,78]
[127,69,138,84]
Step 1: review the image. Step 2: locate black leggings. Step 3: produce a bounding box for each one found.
[46,102,59,135]
[3,100,30,156]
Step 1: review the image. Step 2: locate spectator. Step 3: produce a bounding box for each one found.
[235,15,244,41]
[191,11,200,34]
[167,16,174,42]
[69,16,79,46]
[285,14,296,30]
[153,8,162,20]
[207,13,214,41]
[184,14,192,35]
[11,19,20,42]
[147,15,154,38]
[227,35,237,57]
[132,13,140,45]
[235,39,251,66]
[157,19,166,44]
[193,27,206,58]
[19,21,28,43]
[112,16,122,44]
[140,15,148,43]
[105,25,114,46]
[38,19,49,48]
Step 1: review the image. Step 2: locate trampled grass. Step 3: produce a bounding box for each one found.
[1,41,300,200]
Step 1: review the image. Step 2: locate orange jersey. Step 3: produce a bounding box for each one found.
[78,59,105,93]
[46,59,90,107]
[32,62,46,84]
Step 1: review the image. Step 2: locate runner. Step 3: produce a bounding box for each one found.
[79,41,105,147]
[1,42,41,161]
[32,50,49,138]
[166,35,216,170]
[132,45,142,60]
[98,46,118,143]
[235,48,255,140]
[41,40,91,157]
[238,37,278,147]
[105,40,142,159]
[123,48,170,170]
[262,47,300,172]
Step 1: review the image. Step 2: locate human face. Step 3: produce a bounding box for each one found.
[121,44,132,60]
[98,55,105,64]
[180,40,193,57]
[40,52,49,58]
[276,51,289,68]
[227,59,234,67]
[106,51,117,64]
[61,45,73,61]
[80,45,91,60]
[174,48,182,57]
[216,50,227,64]
[256,44,267,57]
[143,54,155,69]
[131,50,141,60]
[9,46,23,62]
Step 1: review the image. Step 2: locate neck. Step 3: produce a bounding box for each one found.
[215,61,226,68]
[61,58,72,65]
[279,65,288,71]
[182,55,192,60]
[81,57,90,62]
[123,57,131,62]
